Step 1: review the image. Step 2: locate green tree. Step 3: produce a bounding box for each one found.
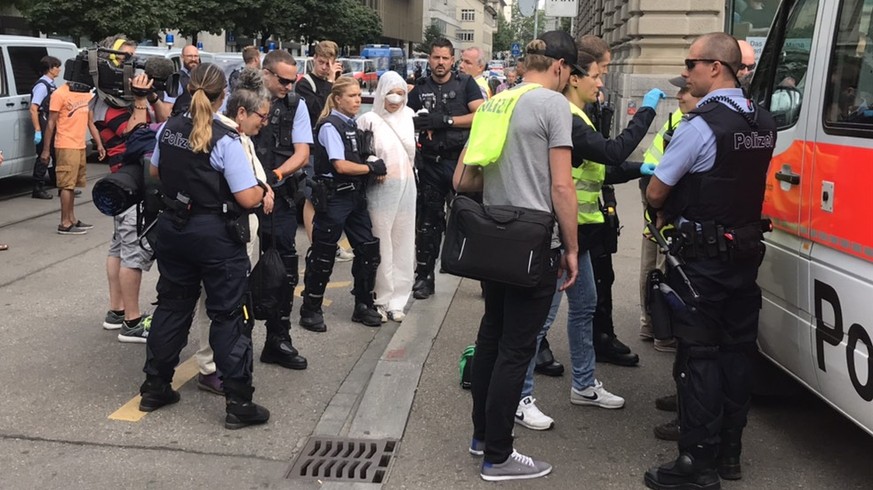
[492,13,513,53]
[168,0,236,46]
[293,0,382,47]
[226,0,306,49]
[22,0,171,41]
[510,3,546,47]
[415,22,443,54]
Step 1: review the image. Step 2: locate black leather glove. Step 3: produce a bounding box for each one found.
[266,169,279,185]
[413,112,449,131]
[366,158,387,176]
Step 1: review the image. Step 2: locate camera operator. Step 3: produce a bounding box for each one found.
[92,35,169,342]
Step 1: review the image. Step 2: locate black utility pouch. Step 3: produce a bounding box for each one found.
[225,213,251,245]
[310,180,329,214]
[727,225,764,261]
[646,269,674,340]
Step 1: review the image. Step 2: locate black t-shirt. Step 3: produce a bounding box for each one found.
[407,74,483,112]
[296,73,333,130]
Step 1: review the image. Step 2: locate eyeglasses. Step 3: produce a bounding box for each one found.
[252,110,270,122]
[684,58,720,70]
[740,62,757,71]
[267,69,295,87]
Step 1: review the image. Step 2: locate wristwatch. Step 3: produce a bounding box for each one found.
[446,116,454,127]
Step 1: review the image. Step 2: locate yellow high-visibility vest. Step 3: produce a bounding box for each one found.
[643,110,685,164]
[569,102,606,225]
[475,76,493,100]
[463,83,541,167]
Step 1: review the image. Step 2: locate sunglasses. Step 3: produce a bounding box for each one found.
[267,69,295,87]
[740,62,757,71]
[684,58,721,70]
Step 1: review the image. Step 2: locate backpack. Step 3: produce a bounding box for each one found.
[459,344,475,390]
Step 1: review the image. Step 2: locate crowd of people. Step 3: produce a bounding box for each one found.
[12,26,773,489]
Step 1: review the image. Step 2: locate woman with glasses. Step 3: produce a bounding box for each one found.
[513,48,667,431]
[141,62,272,429]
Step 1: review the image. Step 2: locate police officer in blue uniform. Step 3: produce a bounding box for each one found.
[299,77,387,332]
[142,63,272,429]
[644,33,777,489]
[407,37,484,299]
[250,50,313,369]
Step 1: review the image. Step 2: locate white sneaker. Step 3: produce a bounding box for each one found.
[388,310,405,322]
[336,247,354,262]
[374,305,388,323]
[514,396,554,430]
[570,380,625,409]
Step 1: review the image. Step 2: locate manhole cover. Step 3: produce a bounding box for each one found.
[287,436,398,483]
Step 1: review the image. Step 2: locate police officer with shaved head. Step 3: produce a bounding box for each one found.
[644,32,777,490]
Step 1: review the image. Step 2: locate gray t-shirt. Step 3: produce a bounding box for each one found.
[481,84,573,247]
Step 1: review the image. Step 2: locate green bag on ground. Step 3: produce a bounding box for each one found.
[459,344,475,390]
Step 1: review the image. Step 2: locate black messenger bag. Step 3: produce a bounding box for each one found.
[441,195,555,288]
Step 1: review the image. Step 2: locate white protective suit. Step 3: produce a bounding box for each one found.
[357,72,417,312]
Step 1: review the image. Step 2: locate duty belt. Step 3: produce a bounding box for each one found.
[673,219,772,260]
[421,152,461,164]
[317,178,361,194]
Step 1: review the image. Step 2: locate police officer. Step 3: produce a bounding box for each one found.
[142,63,272,429]
[250,50,312,369]
[407,37,484,299]
[299,77,387,332]
[644,33,776,489]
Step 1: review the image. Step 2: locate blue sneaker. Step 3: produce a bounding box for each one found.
[469,438,485,456]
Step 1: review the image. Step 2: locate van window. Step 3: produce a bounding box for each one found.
[749,0,819,129]
[0,51,8,96]
[823,0,873,136]
[8,46,49,95]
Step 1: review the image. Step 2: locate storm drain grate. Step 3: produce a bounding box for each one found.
[287,436,398,483]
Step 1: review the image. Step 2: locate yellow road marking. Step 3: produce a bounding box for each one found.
[110,280,353,422]
[109,355,200,422]
[339,238,351,250]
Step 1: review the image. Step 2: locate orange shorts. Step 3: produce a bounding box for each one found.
[55,148,87,190]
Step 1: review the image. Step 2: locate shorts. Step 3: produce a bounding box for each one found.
[108,206,155,271]
[55,148,87,190]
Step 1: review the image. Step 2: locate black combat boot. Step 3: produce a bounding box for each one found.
[352,303,383,326]
[412,272,435,299]
[139,376,180,412]
[260,330,308,370]
[594,332,640,366]
[654,418,680,441]
[717,428,743,480]
[645,448,720,490]
[224,381,270,430]
[299,301,326,332]
[534,337,564,377]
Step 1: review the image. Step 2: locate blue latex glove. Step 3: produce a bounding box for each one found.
[642,88,667,110]
[640,163,657,176]
[34,131,42,145]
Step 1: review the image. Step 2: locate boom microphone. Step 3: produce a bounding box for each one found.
[144,57,175,82]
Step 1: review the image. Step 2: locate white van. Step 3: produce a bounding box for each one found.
[0,35,78,179]
[749,0,873,435]
[133,46,215,71]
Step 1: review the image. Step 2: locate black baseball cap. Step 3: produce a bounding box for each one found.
[669,76,687,89]
[533,30,586,74]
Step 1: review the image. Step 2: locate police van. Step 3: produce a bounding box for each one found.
[749,0,873,435]
[0,35,78,180]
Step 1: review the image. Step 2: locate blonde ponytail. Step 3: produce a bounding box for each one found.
[318,77,359,124]
[186,63,227,153]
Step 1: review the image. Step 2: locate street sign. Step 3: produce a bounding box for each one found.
[544,0,578,18]
[511,43,521,57]
[518,0,536,17]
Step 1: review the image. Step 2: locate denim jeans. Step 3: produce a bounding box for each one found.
[521,251,597,397]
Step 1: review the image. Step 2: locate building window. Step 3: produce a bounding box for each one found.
[461,9,475,22]
[457,30,475,42]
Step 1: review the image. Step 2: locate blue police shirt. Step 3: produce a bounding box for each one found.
[150,115,257,193]
[654,88,753,186]
[290,98,314,145]
[31,75,55,107]
[318,109,354,162]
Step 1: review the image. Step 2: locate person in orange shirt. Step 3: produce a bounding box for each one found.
[40,81,105,234]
